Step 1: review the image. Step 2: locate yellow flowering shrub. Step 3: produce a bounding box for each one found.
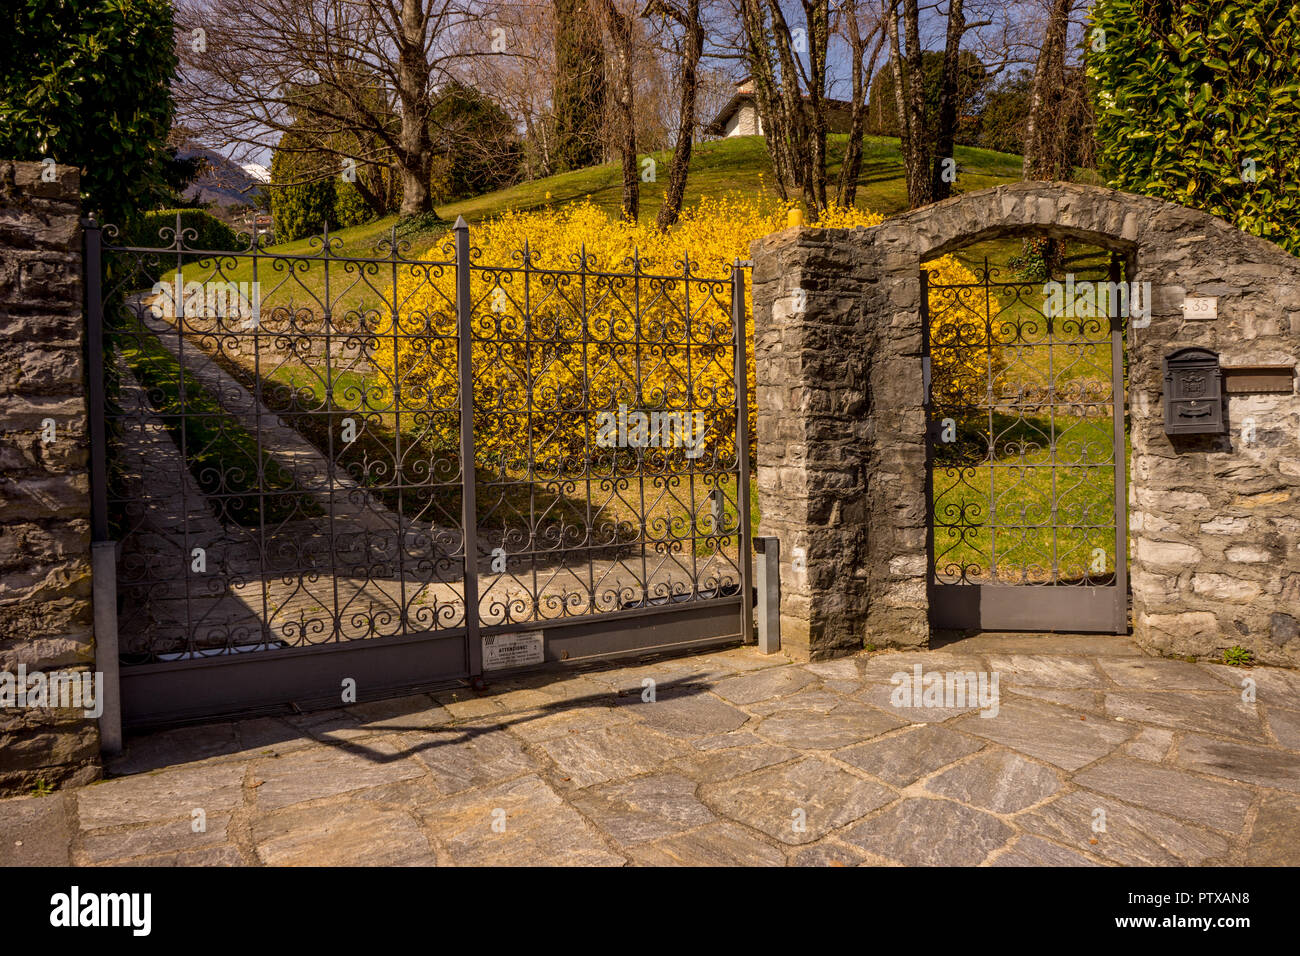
[370,195,995,469]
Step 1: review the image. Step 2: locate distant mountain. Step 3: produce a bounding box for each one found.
[178,148,267,209]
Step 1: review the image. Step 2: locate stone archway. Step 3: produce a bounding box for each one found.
[751,181,1300,666]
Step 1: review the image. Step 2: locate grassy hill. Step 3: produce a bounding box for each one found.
[242,133,1028,263]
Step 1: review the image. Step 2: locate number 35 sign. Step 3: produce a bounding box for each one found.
[1182,296,1218,320]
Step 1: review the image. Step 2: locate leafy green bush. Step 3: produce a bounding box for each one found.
[118,209,239,285]
[1089,0,1300,255]
[269,133,337,242]
[333,179,372,229]
[427,81,523,201]
[126,208,239,251]
[0,0,177,227]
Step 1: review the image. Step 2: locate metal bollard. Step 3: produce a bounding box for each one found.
[92,540,123,753]
[754,536,781,654]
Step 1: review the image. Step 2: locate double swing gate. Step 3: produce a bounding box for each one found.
[87,216,754,727]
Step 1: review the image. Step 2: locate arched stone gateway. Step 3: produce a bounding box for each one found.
[751,181,1300,666]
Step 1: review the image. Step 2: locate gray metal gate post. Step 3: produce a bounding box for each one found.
[454,216,483,677]
[1107,253,1131,635]
[754,536,780,654]
[83,217,123,752]
[733,260,755,644]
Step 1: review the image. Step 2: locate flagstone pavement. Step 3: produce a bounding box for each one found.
[3,634,1299,866]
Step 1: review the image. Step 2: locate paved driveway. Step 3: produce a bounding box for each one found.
[3,635,1298,866]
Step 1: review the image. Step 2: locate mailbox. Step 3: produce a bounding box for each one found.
[1163,347,1225,435]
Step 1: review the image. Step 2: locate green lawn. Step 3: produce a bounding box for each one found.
[931,412,1123,585]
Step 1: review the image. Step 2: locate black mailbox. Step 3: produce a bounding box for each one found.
[1163,347,1225,435]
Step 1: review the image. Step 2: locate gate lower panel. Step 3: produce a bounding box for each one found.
[121,597,741,728]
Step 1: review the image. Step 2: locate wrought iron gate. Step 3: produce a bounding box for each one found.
[923,256,1129,633]
[87,216,753,726]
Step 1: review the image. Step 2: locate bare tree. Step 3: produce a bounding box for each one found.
[644,0,705,230]
[1020,0,1078,276]
[835,0,885,208]
[602,0,640,220]
[175,0,500,218]
[464,1,559,179]
[1023,0,1076,181]
[930,0,966,200]
[739,0,836,218]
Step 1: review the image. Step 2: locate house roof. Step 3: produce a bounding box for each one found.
[705,78,856,136]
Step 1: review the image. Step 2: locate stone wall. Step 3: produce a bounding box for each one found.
[752,181,1300,666]
[0,161,100,792]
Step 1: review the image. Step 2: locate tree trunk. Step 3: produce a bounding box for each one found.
[1024,0,1073,181]
[931,0,965,201]
[396,0,434,216]
[802,0,830,217]
[901,0,932,207]
[1023,0,1074,276]
[741,0,794,200]
[885,2,917,204]
[552,0,607,172]
[655,0,703,231]
[837,8,883,209]
[603,0,638,222]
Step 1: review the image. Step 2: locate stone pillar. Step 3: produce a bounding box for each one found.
[0,161,100,793]
[750,225,929,659]
[1126,201,1300,666]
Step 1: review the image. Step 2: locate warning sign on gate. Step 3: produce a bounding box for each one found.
[482,630,545,670]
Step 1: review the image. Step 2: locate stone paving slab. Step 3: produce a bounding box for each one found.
[986,655,1105,689]
[835,725,984,787]
[569,773,715,846]
[4,641,1299,866]
[954,699,1134,771]
[1018,791,1232,866]
[922,750,1062,813]
[419,775,625,866]
[1071,756,1254,833]
[991,835,1101,867]
[1096,658,1231,691]
[840,798,1015,866]
[1265,707,1300,750]
[699,756,895,845]
[254,800,435,866]
[77,762,247,828]
[1104,691,1265,741]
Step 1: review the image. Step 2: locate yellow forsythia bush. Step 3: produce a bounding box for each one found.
[370,194,995,468]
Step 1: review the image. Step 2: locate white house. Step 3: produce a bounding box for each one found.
[705,78,856,138]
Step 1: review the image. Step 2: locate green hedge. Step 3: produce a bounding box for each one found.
[125,208,240,251]
[117,208,240,286]
[333,179,372,229]
[1089,0,1300,255]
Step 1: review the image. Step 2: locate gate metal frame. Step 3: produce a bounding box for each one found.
[923,254,1129,634]
[86,216,754,727]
